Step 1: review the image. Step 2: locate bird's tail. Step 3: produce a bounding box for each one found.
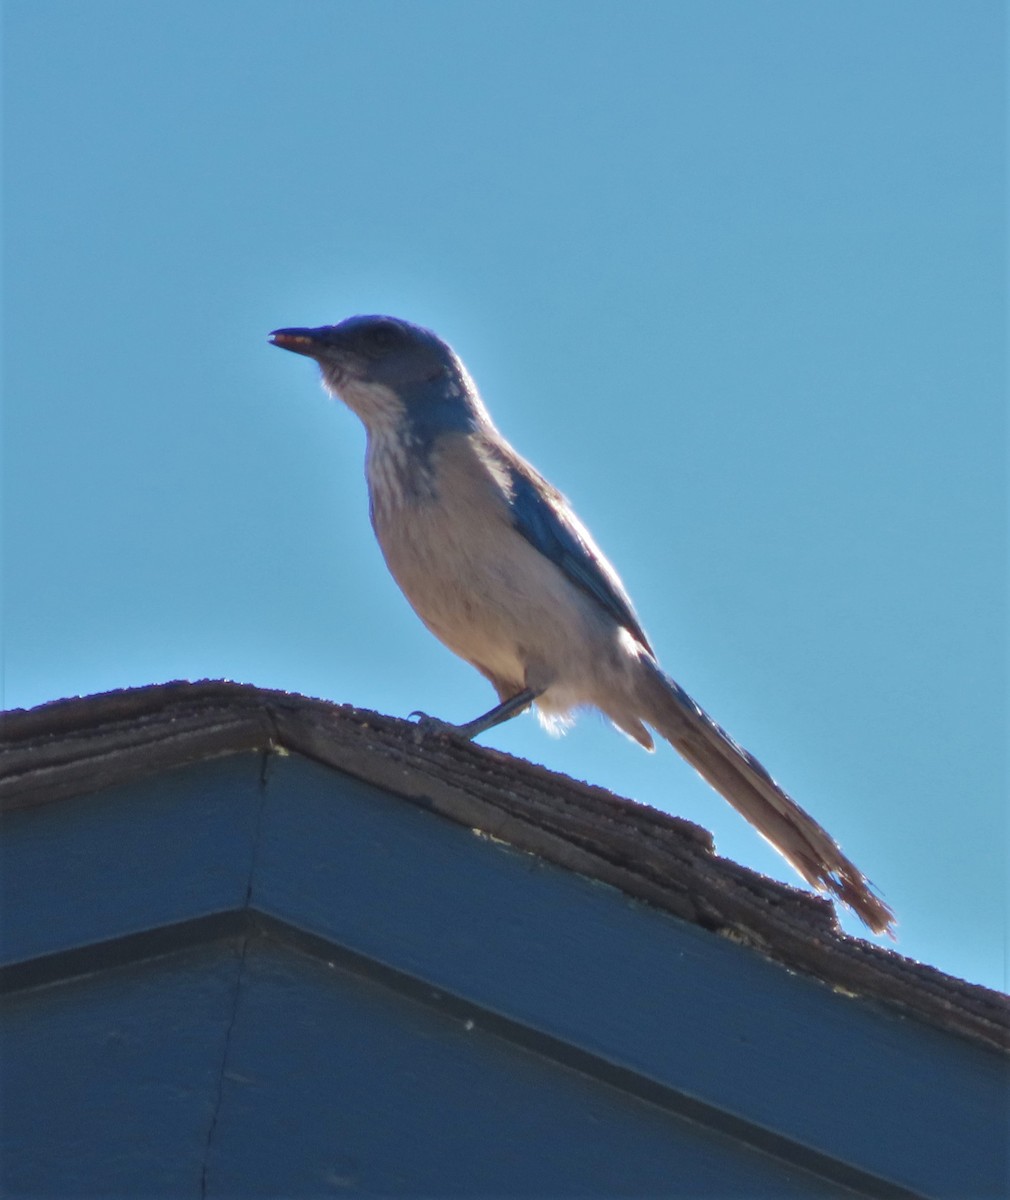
[634,659,894,935]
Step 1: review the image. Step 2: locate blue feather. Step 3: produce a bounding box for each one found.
[507,466,653,654]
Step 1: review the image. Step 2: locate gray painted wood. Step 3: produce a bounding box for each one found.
[255,754,1008,1199]
[1,753,265,962]
[2,942,242,1196]
[3,935,857,1198]
[2,752,1007,1198]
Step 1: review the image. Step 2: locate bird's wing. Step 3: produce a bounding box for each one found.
[503,456,654,655]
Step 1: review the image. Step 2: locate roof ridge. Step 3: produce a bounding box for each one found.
[2,680,1007,1054]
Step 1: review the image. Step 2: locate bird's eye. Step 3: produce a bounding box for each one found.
[365,323,400,352]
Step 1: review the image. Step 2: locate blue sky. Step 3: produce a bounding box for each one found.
[3,1,1005,991]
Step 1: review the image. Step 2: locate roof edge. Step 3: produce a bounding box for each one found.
[2,680,1008,1055]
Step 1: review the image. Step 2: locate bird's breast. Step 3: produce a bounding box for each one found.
[365,431,641,708]
[366,435,527,681]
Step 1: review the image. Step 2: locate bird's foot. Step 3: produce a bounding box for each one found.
[408,689,540,745]
[408,711,477,743]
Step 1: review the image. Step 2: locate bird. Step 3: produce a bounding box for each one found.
[269,314,894,935]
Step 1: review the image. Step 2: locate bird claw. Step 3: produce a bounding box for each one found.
[408,710,468,742]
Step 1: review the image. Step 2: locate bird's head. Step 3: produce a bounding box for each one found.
[269,315,485,440]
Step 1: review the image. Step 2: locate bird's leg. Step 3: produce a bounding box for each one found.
[410,688,539,742]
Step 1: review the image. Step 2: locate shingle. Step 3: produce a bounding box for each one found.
[1,680,1007,1054]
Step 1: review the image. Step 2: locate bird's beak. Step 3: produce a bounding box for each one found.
[268,328,324,357]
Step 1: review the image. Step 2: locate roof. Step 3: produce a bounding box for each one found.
[1,679,1007,1056]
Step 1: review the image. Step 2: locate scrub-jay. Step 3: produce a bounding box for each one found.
[270,315,893,934]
